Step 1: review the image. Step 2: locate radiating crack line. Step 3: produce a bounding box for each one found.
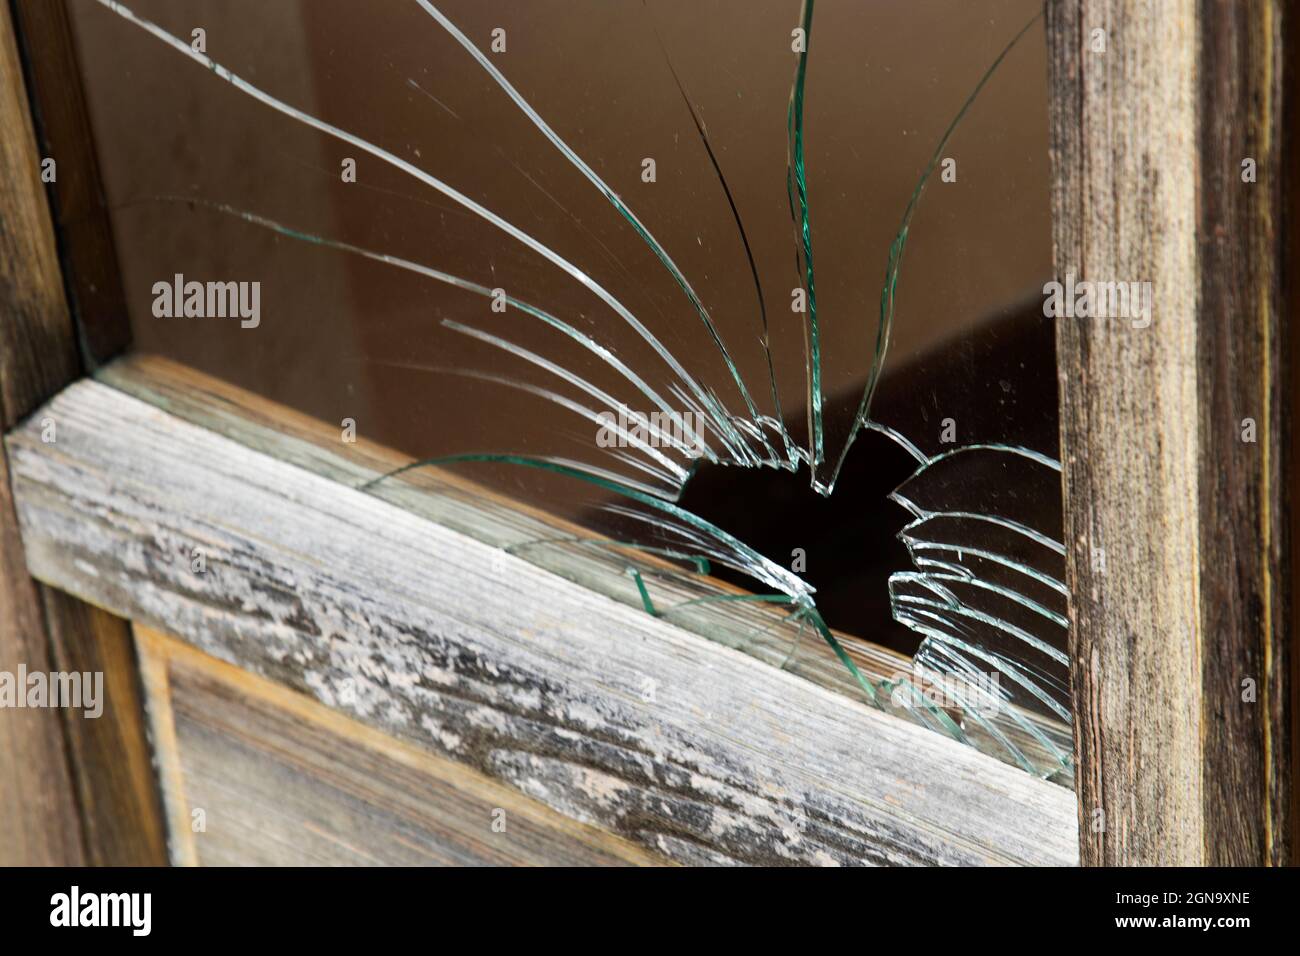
[91,0,750,454]
[412,0,770,434]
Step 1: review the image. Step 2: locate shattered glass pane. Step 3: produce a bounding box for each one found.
[68,0,1068,778]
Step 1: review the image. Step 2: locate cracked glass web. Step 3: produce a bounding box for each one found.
[70,0,1069,779]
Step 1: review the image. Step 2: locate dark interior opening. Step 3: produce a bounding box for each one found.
[673,299,1059,652]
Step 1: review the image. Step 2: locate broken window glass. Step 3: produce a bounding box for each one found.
[66,0,1069,780]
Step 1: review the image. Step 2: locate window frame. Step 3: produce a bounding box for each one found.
[0,0,1292,867]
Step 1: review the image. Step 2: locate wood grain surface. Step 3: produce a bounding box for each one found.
[1046,0,1293,864]
[100,353,1076,784]
[135,625,667,866]
[0,0,162,866]
[8,379,1079,865]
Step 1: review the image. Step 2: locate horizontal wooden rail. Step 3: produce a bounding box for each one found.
[6,376,1077,865]
[100,353,1076,782]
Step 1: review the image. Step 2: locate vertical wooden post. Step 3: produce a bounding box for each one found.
[0,0,85,866]
[1047,0,1292,865]
[9,0,130,367]
[0,0,165,865]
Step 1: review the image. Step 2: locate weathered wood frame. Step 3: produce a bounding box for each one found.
[1,0,163,866]
[3,373,1079,865]
[1046,0,1295,865]
[0,0,1080,868]
[0,2,1078,856]
[2,0,1294,866]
